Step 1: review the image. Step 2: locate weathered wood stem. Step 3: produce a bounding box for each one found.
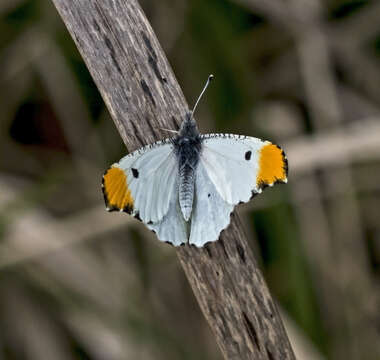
[50,0,295,358]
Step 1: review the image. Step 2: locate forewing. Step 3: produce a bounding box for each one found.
[199,134,288,205]
[102,139,178,223]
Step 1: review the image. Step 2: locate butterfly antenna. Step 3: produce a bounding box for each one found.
[191,74,214,116]
[159,127,179,134]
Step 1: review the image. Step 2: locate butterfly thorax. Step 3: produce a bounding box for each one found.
[172,113,202,222]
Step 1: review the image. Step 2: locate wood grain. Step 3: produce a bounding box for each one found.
[50,0,295,358]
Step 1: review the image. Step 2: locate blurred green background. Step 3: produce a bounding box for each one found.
[0,0,379,359]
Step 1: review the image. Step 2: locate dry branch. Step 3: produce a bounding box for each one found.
[50,0,295,359]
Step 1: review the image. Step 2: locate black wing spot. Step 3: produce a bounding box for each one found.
[208,193,211,198]
[122,205,134,214]
[245,151,252,160]
[132,168,139,178]
[134,212,142,222]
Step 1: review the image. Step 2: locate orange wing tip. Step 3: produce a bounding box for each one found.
[102,166,134,213]
[256,143,288,188]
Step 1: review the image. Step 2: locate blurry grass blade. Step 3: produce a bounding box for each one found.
[29,30,106,168]
[0,0,27,16]
[286,118,380,176]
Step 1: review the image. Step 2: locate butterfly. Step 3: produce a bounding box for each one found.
[102,75,288,247]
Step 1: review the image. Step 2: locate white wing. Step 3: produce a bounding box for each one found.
[199,134,288,205]
[188,134,288,247]
[102,139,178,224]
[189,160,233,247]
[146,175,188,246]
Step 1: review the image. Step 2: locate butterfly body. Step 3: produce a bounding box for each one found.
[173,114,202,221]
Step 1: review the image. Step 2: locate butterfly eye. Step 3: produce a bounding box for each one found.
[245,151,252,160]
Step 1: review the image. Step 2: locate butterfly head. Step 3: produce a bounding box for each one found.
[178,112,199,140]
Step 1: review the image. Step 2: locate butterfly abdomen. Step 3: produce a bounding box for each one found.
[179,164,195,221]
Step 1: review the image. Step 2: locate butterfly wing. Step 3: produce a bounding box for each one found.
[146,176,188,246]
[189,160,233,246]
[189,134,288,247]
[102,139,177,223]
[102,139,188,246]
[200,134,287,203]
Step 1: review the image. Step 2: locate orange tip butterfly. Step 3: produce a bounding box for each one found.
[102,75,288,247]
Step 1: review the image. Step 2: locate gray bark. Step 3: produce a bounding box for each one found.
[50,1,296,359]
